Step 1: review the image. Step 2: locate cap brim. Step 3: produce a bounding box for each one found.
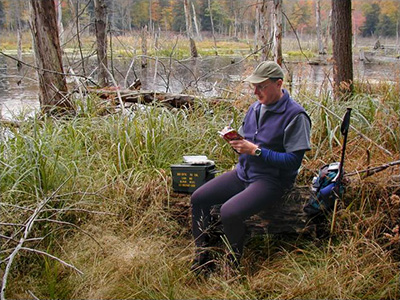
[243,75,268,84]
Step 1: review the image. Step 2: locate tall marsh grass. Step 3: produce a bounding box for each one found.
[1,78,399,299]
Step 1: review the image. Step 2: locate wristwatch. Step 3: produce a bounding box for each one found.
[254,147,262,156]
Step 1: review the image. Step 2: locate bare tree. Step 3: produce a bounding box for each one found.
[68,0,86,76]
[14,0,23,70]
[324,9,332,51]
[396,19,399,55]
[141,25,148,68]
[272,0,283,66]
[184,0,198,57]
[55,0,64,46]
[191,1,202,40]
[29,0,73,115]
[149,0,153,35]
[254,3,260,52]
[94,0,108,86]
[229,0,239,39]
[315,0,325,55]
[331,0,353,99]
[260,0,271,61]
[184,0,193,38]
[208,0,218,55]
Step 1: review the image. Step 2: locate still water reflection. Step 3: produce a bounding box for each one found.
[0,53,398,120]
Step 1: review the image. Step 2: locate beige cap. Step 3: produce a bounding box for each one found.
[243,61,284,83]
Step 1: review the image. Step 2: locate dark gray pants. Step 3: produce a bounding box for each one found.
[191,170,286,258]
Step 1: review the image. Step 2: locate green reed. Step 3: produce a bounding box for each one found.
[1,78,399,299]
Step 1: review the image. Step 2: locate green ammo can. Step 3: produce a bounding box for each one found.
[171,162,217,194]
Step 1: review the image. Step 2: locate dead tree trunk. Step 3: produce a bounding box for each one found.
[191,1,202,40]
[324,9,332,51]
[55,0,64,46]
[208,0,218,55]
[272,0,283,66]
[331,0,353,100]
[396,19,399,55]
[29,0,73,115]
[184,0,198,58]
[260,0,271,61]
[190,38,198,57]
[149,0,153,37]
[69,0,86,76]
[141,26,148,68]
[184,0,193,39]
[254,4,260,52]
[94,0,108,86]
[15,0,23,71]
[315,0,325,55]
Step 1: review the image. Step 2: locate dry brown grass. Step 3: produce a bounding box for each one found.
[1,34,399,299]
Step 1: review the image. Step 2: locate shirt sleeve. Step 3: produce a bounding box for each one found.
[284,112,311,153]
[260,149,306,170]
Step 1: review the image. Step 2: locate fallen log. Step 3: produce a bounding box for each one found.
[170,186,328,241]
[210,186,327,239]
[85,88,234,110]
[86,88,196,109]
[0,119,21,128]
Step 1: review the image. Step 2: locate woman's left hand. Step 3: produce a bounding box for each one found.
[229,139,258,155]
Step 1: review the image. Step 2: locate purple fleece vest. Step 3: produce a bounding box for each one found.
[236,89,306,185]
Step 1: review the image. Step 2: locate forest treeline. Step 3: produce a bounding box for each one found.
[0,0,399,38]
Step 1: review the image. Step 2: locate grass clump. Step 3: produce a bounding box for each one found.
[1,76,399,299]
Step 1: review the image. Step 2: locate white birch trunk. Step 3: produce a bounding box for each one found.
[192,2,202,40]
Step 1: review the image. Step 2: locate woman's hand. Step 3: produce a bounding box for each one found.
[229,139,258,155]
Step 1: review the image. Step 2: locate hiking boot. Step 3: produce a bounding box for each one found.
[221,253,243,281]
[190,251,215,277]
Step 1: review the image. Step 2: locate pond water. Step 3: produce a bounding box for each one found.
[0,53,399,120]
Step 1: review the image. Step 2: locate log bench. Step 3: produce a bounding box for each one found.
[170,186,330,241]
[208,186,330,241]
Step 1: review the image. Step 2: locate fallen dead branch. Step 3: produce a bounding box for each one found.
[0,178,83,300]
[345,160,400,178]
[85,88,232,109]
[0,119,21,128]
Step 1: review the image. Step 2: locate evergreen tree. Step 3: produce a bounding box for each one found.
[377,14,396,37]
[201,0,229,34]
[171,0,185,32]
[198,0,210,31]
[131,0,150,29]
[360,2,380,37]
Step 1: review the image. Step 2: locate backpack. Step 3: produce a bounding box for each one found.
[303,162,344,216]
[304,108,352,217]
